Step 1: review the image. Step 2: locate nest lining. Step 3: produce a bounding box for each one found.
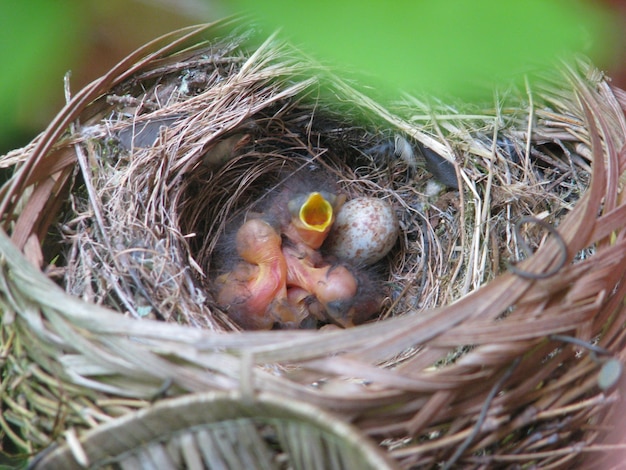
[1,21,625,469]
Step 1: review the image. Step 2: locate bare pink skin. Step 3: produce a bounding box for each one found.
[216,218,303,329]
[283,245,358,327]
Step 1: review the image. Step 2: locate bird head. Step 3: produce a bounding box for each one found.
[235,218,282,264]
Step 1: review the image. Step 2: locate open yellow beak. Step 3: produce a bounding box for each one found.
[287,191,337,249]
[298,192,334,232]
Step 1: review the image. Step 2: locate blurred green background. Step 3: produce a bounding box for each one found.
[1,0,623,156]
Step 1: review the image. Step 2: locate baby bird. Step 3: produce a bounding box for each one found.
[215,218,304,329]
[283,246,380,328]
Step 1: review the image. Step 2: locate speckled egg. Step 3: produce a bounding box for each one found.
[325,197,399,265]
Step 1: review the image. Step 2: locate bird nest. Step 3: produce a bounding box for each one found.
[2,20,626,468]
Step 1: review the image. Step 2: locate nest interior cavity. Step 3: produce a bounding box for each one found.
[53,28,589,333]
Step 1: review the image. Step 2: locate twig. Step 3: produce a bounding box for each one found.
[508,216,568,279]
[443,357,521,469]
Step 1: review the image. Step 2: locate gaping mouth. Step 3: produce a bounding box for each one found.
[298,192,334,232]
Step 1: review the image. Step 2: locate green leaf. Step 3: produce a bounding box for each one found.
[230,0,617,99]
[0,1,84,150]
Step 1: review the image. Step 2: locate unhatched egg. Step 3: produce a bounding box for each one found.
[325,197,399,265]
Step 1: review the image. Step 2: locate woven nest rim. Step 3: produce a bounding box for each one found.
[30,390,397,470]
